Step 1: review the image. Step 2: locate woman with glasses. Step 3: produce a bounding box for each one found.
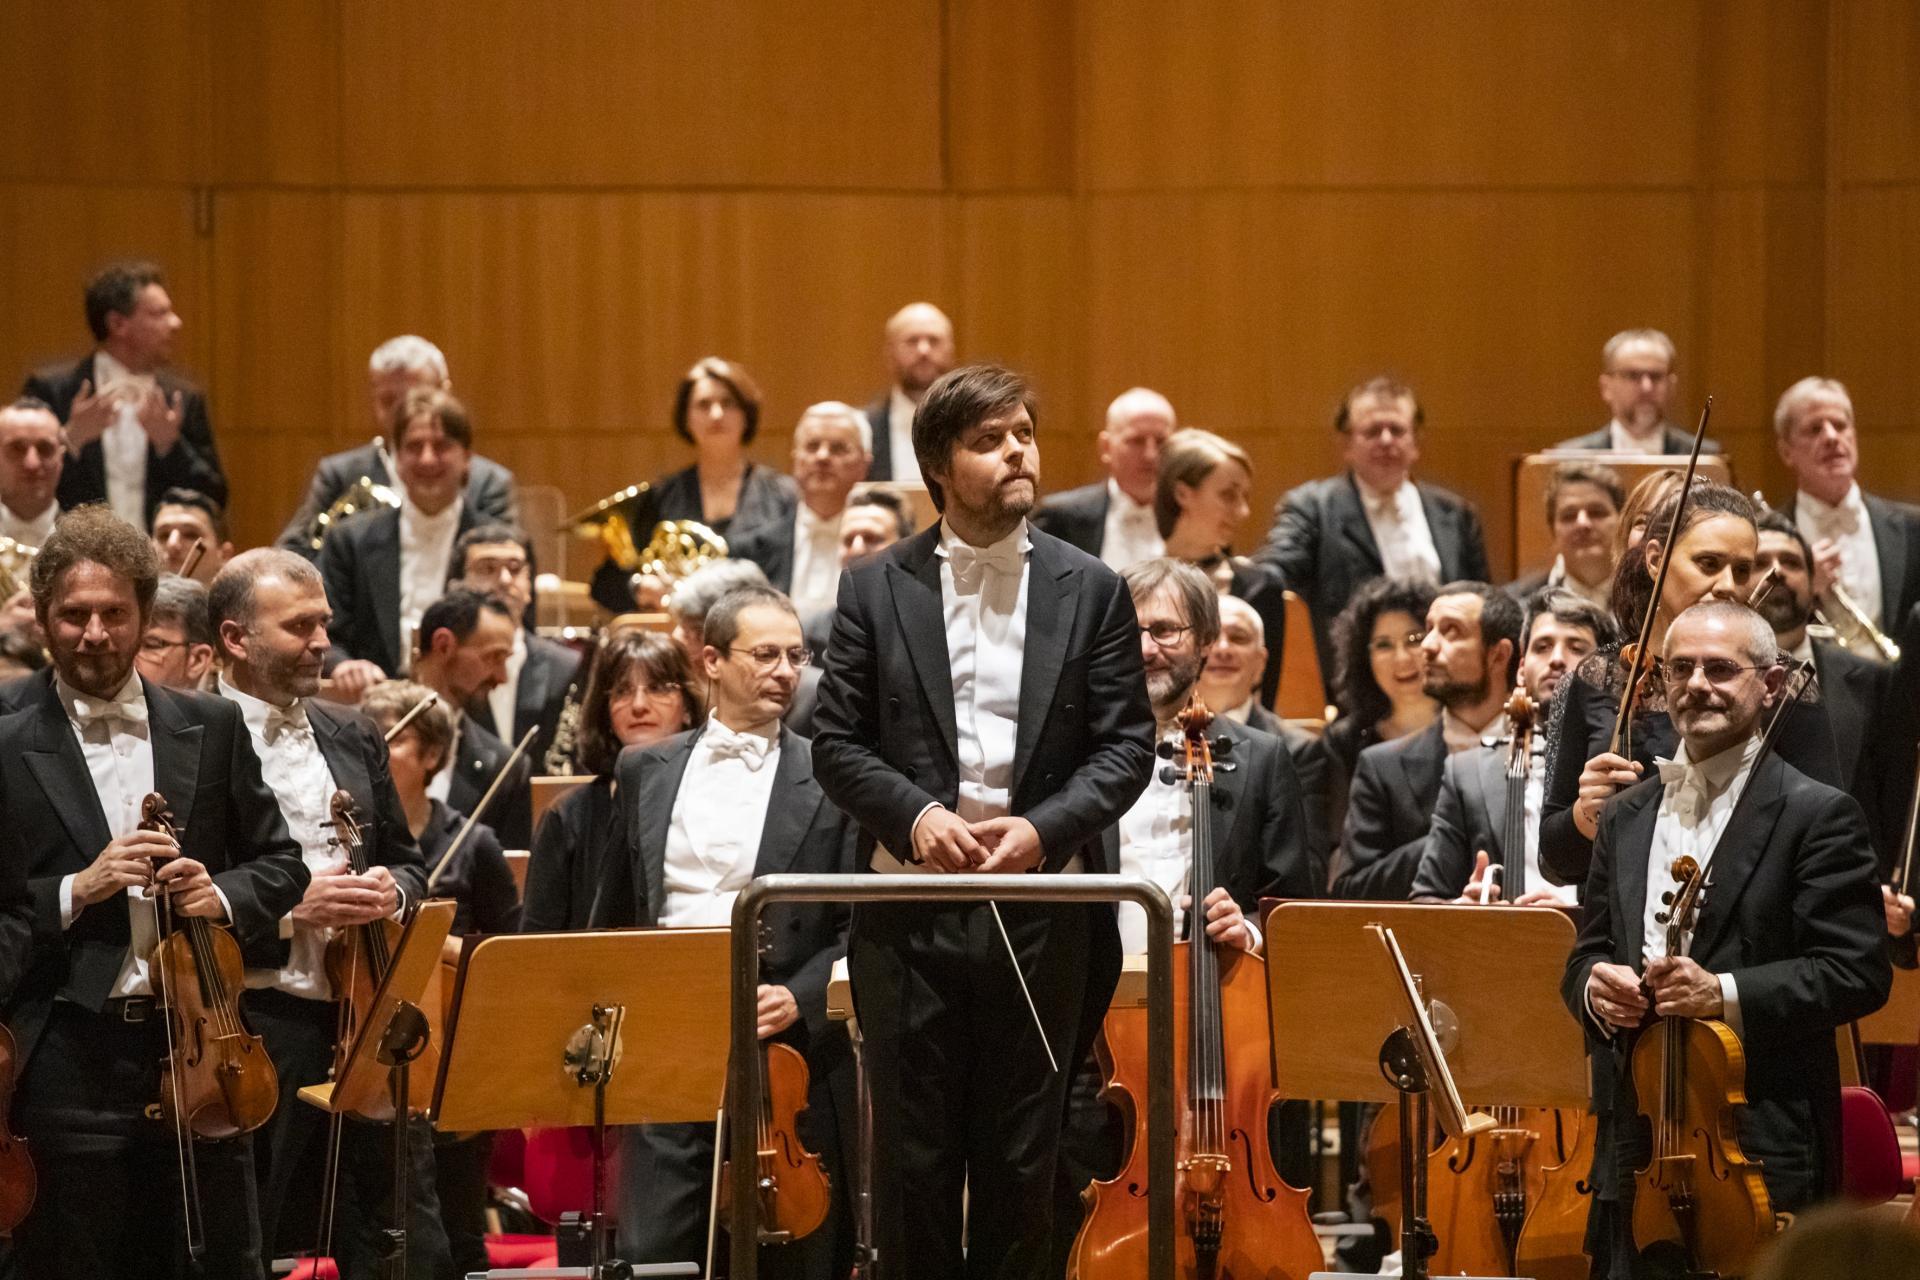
[589,357,798,613]
[1323,576,1440,792]
[1539,481,1844,887]
[1153,427,1289,707]
[521,628,701,932]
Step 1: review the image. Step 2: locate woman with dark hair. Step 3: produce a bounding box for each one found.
[589,356,798,611]
[1154,427,1289,705]
[521,628,701,932]
[1321,576,1441,784]
[1539,481,1845,886]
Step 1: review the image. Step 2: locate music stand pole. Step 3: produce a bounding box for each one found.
[377,1001,431,1278]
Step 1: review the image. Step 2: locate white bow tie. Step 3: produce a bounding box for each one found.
[706,725,771,771]
[1656,756,1711,823]
[947,540,1025,580]
[265,702,310,743]
[70,689,147,728]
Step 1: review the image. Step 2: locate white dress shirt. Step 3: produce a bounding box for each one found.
[398,494,463,662]
[1441,709,1507,756]
[427,709,461,804]
[1797,483,1883,626]
[487,629,528,746]
[789,502,844,617]
[887,386,922,485]
[55,672,159,998]
[91,349,150,529]
[1608,418,1664,454]
[1546,555,1611,610]
[1517,745,1574,905]
[0,499,56,548]
[1637,733,1761,1038]
[1100,479,1164,573]
[222,679,348,999]
[1357,477,1442,583]
[882,519,1032,874]
[661,714,781,926]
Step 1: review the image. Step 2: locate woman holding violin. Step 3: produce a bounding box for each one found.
[1562,599,1889,1278]
[1539,481,1846,889]
[3,511,308,1280]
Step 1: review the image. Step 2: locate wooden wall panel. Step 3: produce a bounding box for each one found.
[1077,0,1704,190]
[337,0,944,190]
[1832,1,1920,183]
[946,0,1076,192]
[0,0,206,184]
[207,0,341,186]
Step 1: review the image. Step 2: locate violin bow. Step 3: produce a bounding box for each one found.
[383,690,439,744]
[1608,397,1713,757]
[426,725,538,892]
[179,537,207,580]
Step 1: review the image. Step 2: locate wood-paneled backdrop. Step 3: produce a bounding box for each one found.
[2,1,1916,575]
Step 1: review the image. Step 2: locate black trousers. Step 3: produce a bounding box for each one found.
[849,901,1093,1280]
[12,999,263,1280]
[246,987,450,1280]
[432,1130,494,1278]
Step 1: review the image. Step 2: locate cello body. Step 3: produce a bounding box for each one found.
[1629,1017,1775,1277]
[1068,941,1322,1280]
[0,1025,34,1232]
[1514,1108,1598,1280]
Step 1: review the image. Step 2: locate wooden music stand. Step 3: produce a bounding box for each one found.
[431,928,733,1277]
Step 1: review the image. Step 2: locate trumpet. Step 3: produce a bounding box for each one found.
[1816,581,1901,663]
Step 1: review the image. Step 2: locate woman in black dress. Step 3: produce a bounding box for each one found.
[521,628,700,933]
[1320,575,1441,803]
[590,357,797,611]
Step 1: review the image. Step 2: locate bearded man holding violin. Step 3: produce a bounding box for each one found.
[0,505,307,1280]
[1562,600,1888,1278]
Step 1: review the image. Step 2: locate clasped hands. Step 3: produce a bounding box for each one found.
[911,806,1043,874]
[293,858,400,928]
[65,377,185,455]
[1587,956,1722,1030]
[72,830,224,921]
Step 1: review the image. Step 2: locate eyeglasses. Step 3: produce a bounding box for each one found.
[1607,368,1671,385]
[616,681,685,703]
[140,637,188,654]
[1659,657,1771,688]
[1138,621,1192,647]
[1369,631,1427,656]
[467,557,529,579]
[722,644,813,671]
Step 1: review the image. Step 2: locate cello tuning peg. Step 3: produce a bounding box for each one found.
[1211,735,1234,757]
[1158,765,1183,786]
[1155,740,1176,759]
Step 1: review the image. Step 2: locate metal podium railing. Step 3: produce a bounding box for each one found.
[727,873,1178,1280]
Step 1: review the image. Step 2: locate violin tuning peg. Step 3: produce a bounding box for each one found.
[1211,735,1234,757]
[1158,766,1182,786]
[1155,740,1176,759]
[1654,910,1669,925]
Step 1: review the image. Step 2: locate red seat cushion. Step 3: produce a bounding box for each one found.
[486,1233,558,1266]
[523,1126,617,1224]
[280,1263,339,1280]
[1841,1084,1904,1203]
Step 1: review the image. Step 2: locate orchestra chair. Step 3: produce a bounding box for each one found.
[531,775,590,831]
[607,611,674,634]
[504,849,531,899]
[481,1126,625,1269]
[1273,590,1330,722]
[1834,1025,1907,1203]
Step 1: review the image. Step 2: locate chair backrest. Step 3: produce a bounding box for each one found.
[522,1126,617,1224]
[1273,590,1328,720]
[1839,1084,1903,1203]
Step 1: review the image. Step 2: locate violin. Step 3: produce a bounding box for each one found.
[717,919,832,1251]
[142,793,279,1139]
[321,790,425,1121]
[1068,695,1322,1279]
[1628,853,1775,1275]
[0,1024,34,1233]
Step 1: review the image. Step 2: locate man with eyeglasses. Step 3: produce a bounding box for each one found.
[1555,328,1724,455]
[1050,558,1316,1274]
[450,522,582,768]
[728,402,876,618]
[813,363,1155,1277]
[132,573,216,691]
[409,587,533,848]
[1255,375,1490,702]
[590,584,855,1273]
[1565,599,1887,1277]
[1335,581,1521,903]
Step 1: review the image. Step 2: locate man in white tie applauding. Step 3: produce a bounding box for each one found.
[590,584,856,1273]
[1563,600,1888,1278]
[1,506,306,1279]
[207,548,444,1278]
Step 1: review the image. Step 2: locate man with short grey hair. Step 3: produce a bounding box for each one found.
[275,336,518,559]
[727,401,874,615]
[1033,386,1173,570]
[134,574,216,691]
[1556,327,1723,455]
[864,301,955,482]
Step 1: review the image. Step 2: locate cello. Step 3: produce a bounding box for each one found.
[1628,853,1775,1276]
[142,792,280,1262]
[1068,695,1323,1279]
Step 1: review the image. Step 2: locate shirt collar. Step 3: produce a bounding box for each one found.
[1670,730,1764,791]
[936,518,1031,560]
[1609,417,1663,448]
[1354,474,1414,515]
[1107,478,1153,520]
[1441,708,1507,753]
[703,709,781,746]
[796,502,840,536]
[93,348,133,387]
[55,669,144,721]
[401,492,463,529]
[1797,481,1864,521]
[1221,698,1254,724]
